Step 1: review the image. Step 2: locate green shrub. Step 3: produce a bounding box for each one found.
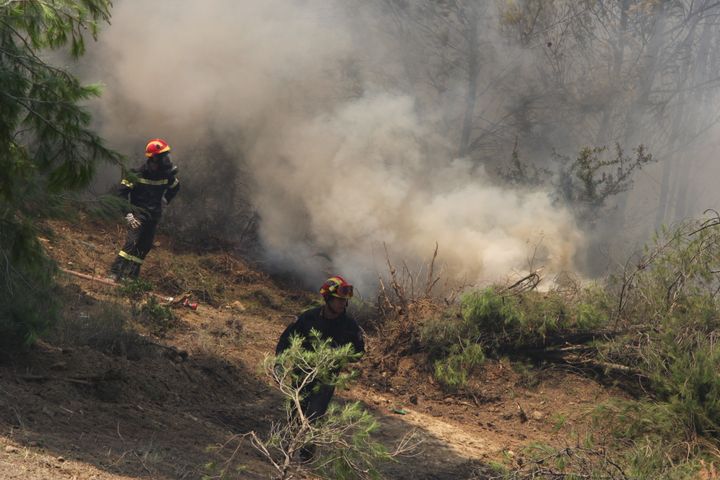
[572,285,612,330]
[458,287,611,352]
[592,398,720,479]
[0,217,58,349]
[594,400,683,445]
[140,297,175,333]
[116,279,176,334]
[419,286,611,392]
[651,340,720,439]
[433,342,485,391]
[418,310,465,359]
[597,220,720,445]
[117,278,153,300]
[460,288,523,350]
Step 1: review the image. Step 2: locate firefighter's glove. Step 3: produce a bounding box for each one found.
[125,213,141,229]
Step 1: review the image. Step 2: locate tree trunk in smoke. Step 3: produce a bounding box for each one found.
[655,159,672,229]
[673,158,694,222]
[654,13,704,228]
[654,96,683,230]
[673,14,715,222]
[652,1,720,226]
[595,0,629,146]
[610,2,667,237]
[458,7,479,159]
[595,1,668,267]
[622,1,667,148]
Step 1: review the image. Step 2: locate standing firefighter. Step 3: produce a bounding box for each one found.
[275,275,365,460]
[109,138,180,281]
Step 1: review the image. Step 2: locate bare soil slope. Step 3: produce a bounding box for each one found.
[0,218,622,479]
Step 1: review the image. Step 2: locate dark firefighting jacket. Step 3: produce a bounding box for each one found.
[118,162,180,220]
[275,306,365,356]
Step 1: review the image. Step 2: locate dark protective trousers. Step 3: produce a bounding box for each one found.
[300,383,336,421]
[110,217,159,279]
[295,383,335,462]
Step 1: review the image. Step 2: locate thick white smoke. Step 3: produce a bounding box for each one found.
[81,0,583,291]
[252,93,582,290]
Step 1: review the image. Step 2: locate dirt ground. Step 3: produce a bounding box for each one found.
[0,218,623,479]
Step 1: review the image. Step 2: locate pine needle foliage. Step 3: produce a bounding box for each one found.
[433,341,485,391]
[581,216,720,476]
[0,0,119,349]
[421,287,609,357]
[419,286,610,391]
[235,332,413,480]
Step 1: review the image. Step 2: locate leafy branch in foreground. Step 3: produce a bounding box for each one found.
[208,333,419,480]
[0,0,120,348]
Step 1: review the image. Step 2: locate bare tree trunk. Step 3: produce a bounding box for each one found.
[673,15,715,221]
[608,1,668,259]
[458,6,479,158]
[654,152,676,229]
[623,1,668,147]
[656,93,691,228]
[595,0,629,145]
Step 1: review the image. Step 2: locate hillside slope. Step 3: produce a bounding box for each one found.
[0,218,622,479]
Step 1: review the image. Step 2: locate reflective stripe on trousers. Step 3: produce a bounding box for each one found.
[118,250,144,264]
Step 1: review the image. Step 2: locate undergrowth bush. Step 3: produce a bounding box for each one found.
[419,285,611,390]
[433,342,485,391]
[598,218,720,447]
[117,278,176,335]
[457,287,610,352]
[592,399,718,479]
[397,217,720,477]
[572,216,720,478]
[116,277,153,300]
[645,338,720,439]
[140,297,175,334]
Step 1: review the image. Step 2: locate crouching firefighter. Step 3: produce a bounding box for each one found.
[274,275,365,461]
[109,138,180,281]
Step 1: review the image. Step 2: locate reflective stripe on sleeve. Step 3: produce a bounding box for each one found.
[118,250,144,264]
[169,178,179,188]
[120,179,134,188]
[137,178,169,186]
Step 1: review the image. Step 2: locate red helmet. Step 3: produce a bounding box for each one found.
[320,275,354,300]
[145,138,171,158]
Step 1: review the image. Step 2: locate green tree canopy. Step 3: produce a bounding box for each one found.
[0,0,120,348]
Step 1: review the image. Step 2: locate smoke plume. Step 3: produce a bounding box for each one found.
[80,0,584,292]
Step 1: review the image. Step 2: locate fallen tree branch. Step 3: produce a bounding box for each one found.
[59,267,186,304]
[503,271,542,294]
